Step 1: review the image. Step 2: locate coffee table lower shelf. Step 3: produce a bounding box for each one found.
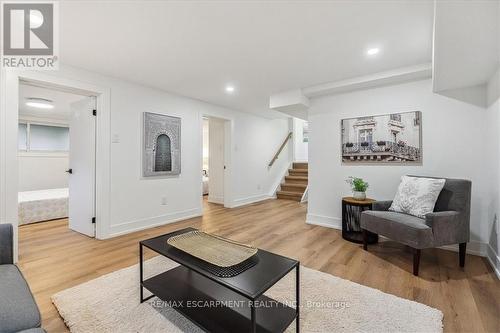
[142,266,297,333]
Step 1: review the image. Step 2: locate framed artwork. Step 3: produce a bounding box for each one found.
[302,121,309,143]
[143,112,181,177]
[341,111,422,164]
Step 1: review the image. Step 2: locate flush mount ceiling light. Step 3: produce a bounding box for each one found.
[25,98,54,109]
[225,85,235,94]
[366,47,380,56]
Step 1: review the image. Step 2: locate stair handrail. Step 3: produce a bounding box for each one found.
[268,132,293,167]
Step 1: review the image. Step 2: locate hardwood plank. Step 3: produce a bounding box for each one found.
[17,198,500,333]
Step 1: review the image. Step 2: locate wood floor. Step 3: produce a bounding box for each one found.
[18,198,499,333]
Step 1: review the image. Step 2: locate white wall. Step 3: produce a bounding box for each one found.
[307,79,489,253]
[17,117,70,192]
[1,65,291,239]
[486,67,500,276]
[293,118,308,161]
[18,153,69,191]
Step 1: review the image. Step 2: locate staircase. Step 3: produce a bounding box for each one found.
[276,162,308,201]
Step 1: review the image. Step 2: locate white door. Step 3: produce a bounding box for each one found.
[208,118,225,204]
[68,97,96,237]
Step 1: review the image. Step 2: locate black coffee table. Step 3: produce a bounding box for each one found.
[139,228,300,333]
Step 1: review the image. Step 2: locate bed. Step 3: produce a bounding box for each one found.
[18,188,69,225]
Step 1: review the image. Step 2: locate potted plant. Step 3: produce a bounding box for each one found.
[346,176,369,200]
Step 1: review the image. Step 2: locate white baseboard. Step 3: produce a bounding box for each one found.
[486,244,500,279]
[306,213,342,230]
[208,195,224,204]
[229,194,273,208]
[107,207,202,238]
[439,241,487,257]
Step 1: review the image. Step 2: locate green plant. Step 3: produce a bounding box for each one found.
[346,176,369,192]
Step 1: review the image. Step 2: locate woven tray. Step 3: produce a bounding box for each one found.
[167,230,258,267]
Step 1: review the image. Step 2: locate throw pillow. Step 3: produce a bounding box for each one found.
[389,176,446,218]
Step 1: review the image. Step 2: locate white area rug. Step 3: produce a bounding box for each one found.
[52,256,443,333]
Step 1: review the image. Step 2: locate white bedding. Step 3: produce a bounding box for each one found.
[18,188,69,225]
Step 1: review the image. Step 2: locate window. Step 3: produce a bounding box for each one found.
[18,122,69,152]
[390,114,401,122]
[359,129,373,143]
[18,123,27,150]
[392,130,398,143]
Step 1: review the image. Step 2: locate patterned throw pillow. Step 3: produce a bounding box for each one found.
[389,176,446,218]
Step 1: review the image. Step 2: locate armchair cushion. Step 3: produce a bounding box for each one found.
[361,211,433,249]
[372,200,392,211]
[0,265,41,333]
[0,224,13,265]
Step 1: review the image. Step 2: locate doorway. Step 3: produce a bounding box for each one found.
[17,82,97,237]
[201,116,231,208]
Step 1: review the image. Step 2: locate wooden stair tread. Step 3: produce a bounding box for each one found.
[281,183,306,194]
[289,169,308,175]
[285,176,308,180]
[281,183,306,188]
[292,162,308,170]
[277,191,302,196]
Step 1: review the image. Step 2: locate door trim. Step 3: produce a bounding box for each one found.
[0,71,111,261]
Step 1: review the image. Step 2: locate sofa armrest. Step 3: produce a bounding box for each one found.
[0,223,13,264]
[425,211,460,228]
[425,211,468,245]
[372,200,393,211]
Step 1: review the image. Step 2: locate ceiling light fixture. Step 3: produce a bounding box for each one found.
[25,98,54,109]
[366,47,380,56]
[225,85,235,94]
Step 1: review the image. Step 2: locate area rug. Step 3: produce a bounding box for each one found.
[52,256,443,333]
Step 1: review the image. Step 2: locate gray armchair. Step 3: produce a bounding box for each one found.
[360,177,471,276]
[0,224,45,333]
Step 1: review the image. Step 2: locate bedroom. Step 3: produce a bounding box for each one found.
[18,82,96,233]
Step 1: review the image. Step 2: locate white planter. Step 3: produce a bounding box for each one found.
[353,191,366,200]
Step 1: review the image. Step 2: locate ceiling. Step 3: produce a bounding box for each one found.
[19,84,87,121]
[58,1,434,118]
[433,0,500,92]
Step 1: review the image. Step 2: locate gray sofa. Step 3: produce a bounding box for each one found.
[360,176,471,276]
[0,224,45,333]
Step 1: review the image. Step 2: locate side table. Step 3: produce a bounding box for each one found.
[342,197,378,244]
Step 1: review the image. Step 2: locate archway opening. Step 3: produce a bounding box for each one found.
[154,134,172,171]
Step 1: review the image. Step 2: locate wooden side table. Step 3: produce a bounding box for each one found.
[341,197,378,244]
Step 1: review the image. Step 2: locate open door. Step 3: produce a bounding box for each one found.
[68,97,96,237]
[208,117,225,205]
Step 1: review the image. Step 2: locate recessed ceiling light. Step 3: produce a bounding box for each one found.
[225,85,235,94]
[25,98,54,109]
[366,47,380,56]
